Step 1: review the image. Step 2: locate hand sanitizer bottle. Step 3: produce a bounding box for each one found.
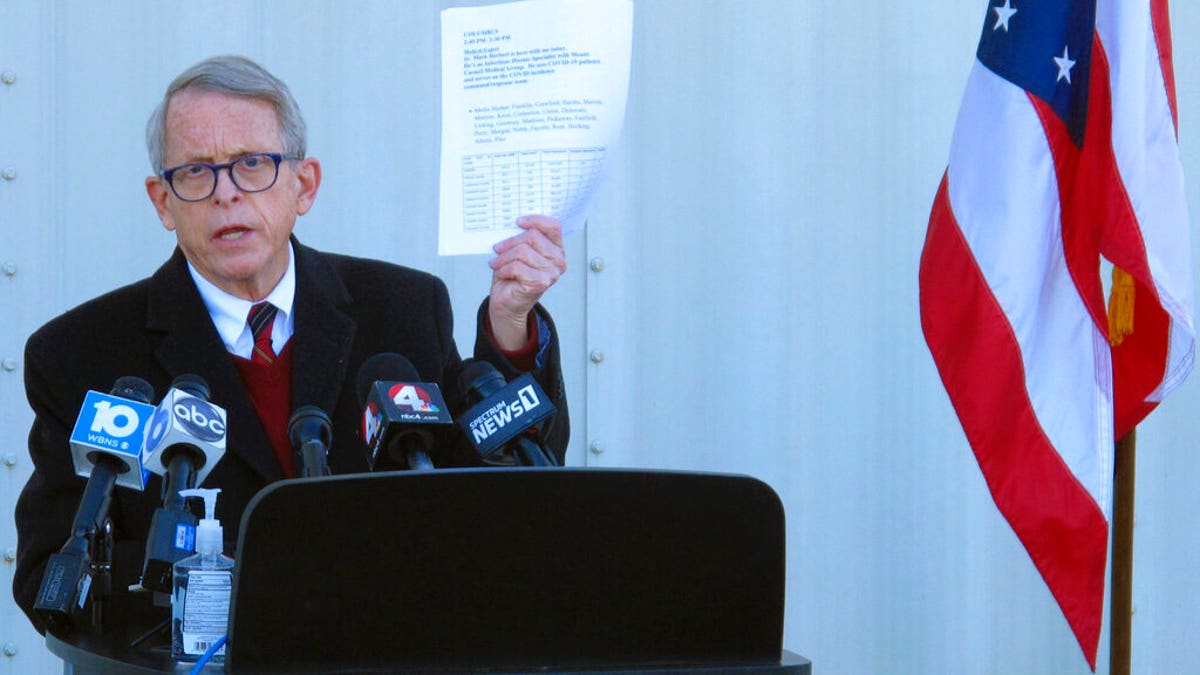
[172,488,234,663]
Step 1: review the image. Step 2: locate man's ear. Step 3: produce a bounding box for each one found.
[294,157,322,216]
[145,176,176,231]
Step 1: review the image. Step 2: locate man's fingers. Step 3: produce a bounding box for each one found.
[490,232,566,275]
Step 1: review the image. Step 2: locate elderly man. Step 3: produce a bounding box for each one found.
[13,55,569,636]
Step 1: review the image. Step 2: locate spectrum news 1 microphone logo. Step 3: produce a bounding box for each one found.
[361,382,451,448]
[69,390,157,487]
[459,373,555,454]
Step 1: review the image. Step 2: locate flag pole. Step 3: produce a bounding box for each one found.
[1109,428,1136,675]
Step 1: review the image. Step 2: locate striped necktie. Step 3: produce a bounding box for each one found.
[247,302,278,365]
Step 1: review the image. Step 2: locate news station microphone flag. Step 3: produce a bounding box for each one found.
[356,353,453,471]
[35,377,156,628]
[919,1,1194,670]
[139,375,228,594]
[456,359,557,466]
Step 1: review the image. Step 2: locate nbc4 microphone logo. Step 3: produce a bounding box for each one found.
[361,401,383,447]
[360,380,452,458]
[388,383,441,413]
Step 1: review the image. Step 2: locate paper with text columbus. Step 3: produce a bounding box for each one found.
[439,0,633,256]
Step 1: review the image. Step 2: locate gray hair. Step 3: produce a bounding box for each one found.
[146,55,307,173]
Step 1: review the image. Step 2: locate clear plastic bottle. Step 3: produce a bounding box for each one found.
[171,488,233,664]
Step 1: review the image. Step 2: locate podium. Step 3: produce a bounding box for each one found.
[50,468,811,673]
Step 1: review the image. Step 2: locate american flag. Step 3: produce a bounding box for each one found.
[920,0,1194,668]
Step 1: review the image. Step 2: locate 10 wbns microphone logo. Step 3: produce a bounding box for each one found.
[69,391,156,490]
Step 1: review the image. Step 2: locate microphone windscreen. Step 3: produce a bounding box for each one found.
[456,358,506,401]
[169,373,211,401]
[288,405,333,451]
[356,353,421,407]
[111,376,155,404]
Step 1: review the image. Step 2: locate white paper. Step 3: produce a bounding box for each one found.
[439,0,633,256]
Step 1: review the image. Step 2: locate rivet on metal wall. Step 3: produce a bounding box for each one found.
[2,168,15,181]
[589,441,604,455]
[3,262,17,277]
[1,71,14,85]
[2,642,16,657]
[589,257,605,273]
[2,358,18,372]
[3,548,14,562]
[589,350,605,364]
[3,454,16,468]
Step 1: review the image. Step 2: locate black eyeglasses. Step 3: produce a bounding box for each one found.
[161,152,299,202]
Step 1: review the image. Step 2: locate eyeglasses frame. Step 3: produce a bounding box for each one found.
[160,152,300,202]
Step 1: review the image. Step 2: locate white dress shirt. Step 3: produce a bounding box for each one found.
[187,243,296,360]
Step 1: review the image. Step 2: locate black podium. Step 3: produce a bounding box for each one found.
[49,468,811,673]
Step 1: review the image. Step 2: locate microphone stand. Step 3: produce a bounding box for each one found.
[140,452,198,600]
[290,405,333,477]
[509,436,556,467]
[92,518,114,629]
[163,453,196,508]
[34,456,121,630]
[299,438,332,477]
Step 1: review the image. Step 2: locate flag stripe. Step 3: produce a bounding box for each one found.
[921,176,1108,667]
[947,62,1111,516]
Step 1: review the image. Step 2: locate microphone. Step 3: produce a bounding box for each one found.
[288,405,333,477]
[35,376,156,630]
[66,377,157,490]
[455,359,558,466]
[138,375,228,594]
[355,353,454,471]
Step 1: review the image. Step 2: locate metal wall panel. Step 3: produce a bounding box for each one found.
[3,2,1200,674]
[3,5,74,672]
[585,2,1200,674]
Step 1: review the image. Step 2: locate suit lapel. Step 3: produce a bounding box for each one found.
[146,249,283,483]
[288,241,356,421]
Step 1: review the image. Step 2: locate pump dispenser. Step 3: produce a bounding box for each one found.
[172,488,233,663]
[184,488,223,557]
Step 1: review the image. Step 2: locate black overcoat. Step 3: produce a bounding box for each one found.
[13,238,568,635]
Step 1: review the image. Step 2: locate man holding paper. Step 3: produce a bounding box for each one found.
[13,54,570,635]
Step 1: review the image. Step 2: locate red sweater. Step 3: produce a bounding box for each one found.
[232,342,296,478]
